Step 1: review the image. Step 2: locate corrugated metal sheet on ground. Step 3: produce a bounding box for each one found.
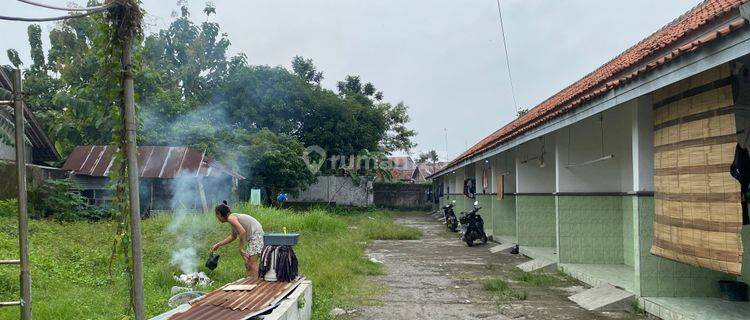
[61,146,244,180]
[169,277,303,320]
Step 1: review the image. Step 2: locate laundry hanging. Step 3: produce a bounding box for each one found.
[497,175,505,200]
[730,143,750,225]
[482,169,489,194]
[259,245,299,282]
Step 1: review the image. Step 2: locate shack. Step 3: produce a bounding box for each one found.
[0,68,62,199]
[61,146,244,214]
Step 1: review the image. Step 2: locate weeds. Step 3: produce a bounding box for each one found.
[630,298,645,314]
[509,269,560,286]
[482,278,527,302]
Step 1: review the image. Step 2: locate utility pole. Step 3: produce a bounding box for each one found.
[121,18,145,320]
[14,69,31,320]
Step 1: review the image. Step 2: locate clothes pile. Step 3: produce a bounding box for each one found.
[259,245,298,282]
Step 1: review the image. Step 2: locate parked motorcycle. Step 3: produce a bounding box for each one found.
[442,200,458,232]
[459,200,487,246]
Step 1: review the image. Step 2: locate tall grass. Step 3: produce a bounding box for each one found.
[0,204,420,319]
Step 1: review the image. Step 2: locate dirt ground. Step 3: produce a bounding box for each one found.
[351,212,646,320]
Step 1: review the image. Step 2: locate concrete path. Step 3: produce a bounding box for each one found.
[352,213,644,320]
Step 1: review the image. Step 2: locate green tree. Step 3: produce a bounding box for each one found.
[238,129,317,202]
[291,55,323,85]
[418,150,439,164]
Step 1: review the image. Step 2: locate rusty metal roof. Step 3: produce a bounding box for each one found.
[61,146,244,180]
[168,277,303,320]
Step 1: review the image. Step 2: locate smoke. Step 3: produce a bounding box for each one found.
[166,173,206,274]
[142,92,252,274]
[166,170,234,274]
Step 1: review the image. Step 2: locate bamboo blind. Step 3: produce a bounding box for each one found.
[652,64,743,275]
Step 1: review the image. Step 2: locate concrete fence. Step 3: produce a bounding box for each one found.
[373,183,432,210]
[287,175,373,207]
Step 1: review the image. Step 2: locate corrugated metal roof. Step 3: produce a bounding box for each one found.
[168,277,303,320]
[432,0,750,178]
[61,146,244,180]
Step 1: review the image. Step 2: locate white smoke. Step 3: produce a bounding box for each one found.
[170,247,198,274]
[167,173,207,274]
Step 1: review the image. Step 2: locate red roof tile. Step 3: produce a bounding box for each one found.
[434,0,749,177]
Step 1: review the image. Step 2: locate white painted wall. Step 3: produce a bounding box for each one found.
[0,143,32,163]
[489,150,516,193]
[554,103,633,193]
[632,95,655,192]
[452,167,465,194]
[516,135,556,193]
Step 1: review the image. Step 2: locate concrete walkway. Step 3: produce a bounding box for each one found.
[353,213,644,320]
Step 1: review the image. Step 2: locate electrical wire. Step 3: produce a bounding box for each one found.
[495,0,519,113]
[16,0,112,11]
[0,3,114,22]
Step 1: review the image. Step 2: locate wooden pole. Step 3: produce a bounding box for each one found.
[121,30,145,320]
[13,69,32,320]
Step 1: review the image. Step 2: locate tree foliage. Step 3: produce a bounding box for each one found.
[417,150,440,164]
[6,3,417,196]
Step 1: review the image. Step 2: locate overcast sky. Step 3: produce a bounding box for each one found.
[1,0,698,160]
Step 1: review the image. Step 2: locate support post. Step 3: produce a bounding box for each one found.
[13,69,32,320]
[122,33,145,320]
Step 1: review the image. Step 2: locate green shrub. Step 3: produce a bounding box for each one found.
[28,179,109,222]
[0,198,17,217]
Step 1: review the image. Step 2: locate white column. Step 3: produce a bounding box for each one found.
[631,95,654,192]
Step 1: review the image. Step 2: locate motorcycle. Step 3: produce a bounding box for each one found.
[459,200,488,247]
[442,200,458,232]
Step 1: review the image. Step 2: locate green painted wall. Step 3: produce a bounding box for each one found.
[492,194,516,238]
[742,226,750,283]
[516,195,556,247]
[634,196,733,297]
[557,196,624,264]
[477,194,493,236]
[623,197,635,267]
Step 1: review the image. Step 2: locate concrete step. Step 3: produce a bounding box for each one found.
[489,243,516,254]
[516,258,556,272]
[568,284,634,311]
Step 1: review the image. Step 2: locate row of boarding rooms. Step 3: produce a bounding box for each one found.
[432,63,750,320]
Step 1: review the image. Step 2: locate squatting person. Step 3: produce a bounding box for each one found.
[210,201,264,277]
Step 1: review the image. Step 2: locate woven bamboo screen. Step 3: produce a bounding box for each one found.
[652,64,743,275]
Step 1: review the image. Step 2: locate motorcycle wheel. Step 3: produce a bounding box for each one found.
[465,236,474,247]
[450,222,457,232]
[481,234,488,244]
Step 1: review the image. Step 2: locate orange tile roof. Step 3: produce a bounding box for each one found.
[433,0,749,177]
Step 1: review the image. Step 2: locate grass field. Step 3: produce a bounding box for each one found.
[0,204,421,319]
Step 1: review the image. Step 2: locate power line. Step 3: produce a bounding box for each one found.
[17,0,112,11]
[0,3,115,22]
[495,0,519,113]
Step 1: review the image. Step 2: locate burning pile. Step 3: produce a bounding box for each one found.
[174,271,213,287]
